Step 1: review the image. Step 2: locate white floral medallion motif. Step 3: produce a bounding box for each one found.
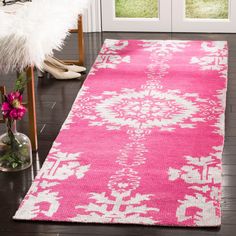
[14,39,227,226]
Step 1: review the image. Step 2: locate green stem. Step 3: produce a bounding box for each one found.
[14,72,29,94]
[6,119,20,150]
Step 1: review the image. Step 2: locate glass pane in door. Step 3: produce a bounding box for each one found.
[115,0,159,18]
[185,0,228,19]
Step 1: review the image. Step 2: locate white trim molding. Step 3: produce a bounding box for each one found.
[83,0,101,32]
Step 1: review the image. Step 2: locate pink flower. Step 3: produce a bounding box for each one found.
[1,92,27,120]
[1,102,11,116]
[7,92,22,105]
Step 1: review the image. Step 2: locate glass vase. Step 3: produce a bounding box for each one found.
[0,121,32,172]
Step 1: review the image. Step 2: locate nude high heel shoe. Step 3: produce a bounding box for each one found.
[42,61,81,80]
[45,55,86,73]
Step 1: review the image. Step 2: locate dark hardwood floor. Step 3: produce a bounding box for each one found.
[0,32,236,236]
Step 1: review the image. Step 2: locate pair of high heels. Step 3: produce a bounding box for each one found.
[39,56,86,80]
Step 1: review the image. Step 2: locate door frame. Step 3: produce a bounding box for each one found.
[100,0,236,33]
[101,0,172,32]
[172,0,236,33]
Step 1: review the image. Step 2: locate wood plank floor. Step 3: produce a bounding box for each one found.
[0,32,236,236]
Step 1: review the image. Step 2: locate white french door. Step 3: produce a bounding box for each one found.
[172,0,236,33]
[101,0,236,33]
[101,0,171,32]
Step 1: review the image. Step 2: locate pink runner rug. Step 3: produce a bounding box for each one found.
[14,39,228,227]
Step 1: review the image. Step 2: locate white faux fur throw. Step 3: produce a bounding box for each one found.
[0,0,89,74]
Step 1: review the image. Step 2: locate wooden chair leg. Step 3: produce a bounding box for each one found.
[26,66,38,151]
[0,86,6,124]
[64,14,85,66]
[78,14,85,66]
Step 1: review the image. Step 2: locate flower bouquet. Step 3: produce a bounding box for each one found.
[0,73,32,171]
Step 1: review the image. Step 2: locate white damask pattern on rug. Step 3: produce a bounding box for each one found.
[14,39,228,227]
